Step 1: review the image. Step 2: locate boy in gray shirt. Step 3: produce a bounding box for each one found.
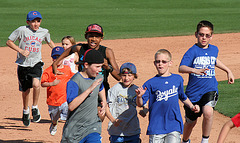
[6,11,55,127]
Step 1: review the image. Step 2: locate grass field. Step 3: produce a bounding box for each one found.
[1,0,240,46]
[1,0,239,117]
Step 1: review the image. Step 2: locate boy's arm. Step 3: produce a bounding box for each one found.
[216,59,234,84]
[98,88,107,118]
[46,40,56,49]
[135,87,146,107]
[105,105,122,126]
[52,45,81,75]
[182,98,200,113]
[179,65,208,75]
[6,39,30,57]
[41,79,60,87]
[68,78,102,111]
[105,48,121,81]
[217,119,235,143]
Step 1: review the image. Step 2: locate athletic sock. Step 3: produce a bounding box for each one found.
[182,139,190,143]
[23,107,30,114]
[201,136,209,143]
[32,105,38,109]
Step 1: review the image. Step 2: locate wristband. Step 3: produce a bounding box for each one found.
[108,64,113,72]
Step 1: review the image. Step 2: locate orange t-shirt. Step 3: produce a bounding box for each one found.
[41,65,75,106]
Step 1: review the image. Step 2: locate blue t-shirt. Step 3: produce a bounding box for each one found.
[180,44,219,102]
[142,74,187,135]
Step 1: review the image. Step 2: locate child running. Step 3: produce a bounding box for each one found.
[136,49,200,143]
[106,62,141,143]
[61,49,107,143]
[179,20,235,143]
[41,46,74,135]
[6,11,55,126]
[61,36,79,73]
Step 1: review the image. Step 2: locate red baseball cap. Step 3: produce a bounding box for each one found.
[85,24,103,36]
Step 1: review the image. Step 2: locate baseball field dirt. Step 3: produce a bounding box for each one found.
[0,33,240,142]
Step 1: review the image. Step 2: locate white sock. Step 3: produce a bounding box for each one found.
[32,105,38,109]
[201,137,209,143]
[23,107,30,114]
[182,139,190,143]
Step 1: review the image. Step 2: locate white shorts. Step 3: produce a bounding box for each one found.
[48,102,68,121]
[149,131,181,143]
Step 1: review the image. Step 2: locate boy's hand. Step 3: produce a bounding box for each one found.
[227,72,234,84]
[89,78,102,93]
[113,119,122,127]
[135,87,147,98]
[20,49,30,57]
[191,105,200,113]
[193,68,209,75]
[51,78,61,86]
[98,103,106,117]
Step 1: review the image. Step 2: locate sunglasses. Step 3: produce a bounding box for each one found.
[198,33,212,38]
[154,60,170,64]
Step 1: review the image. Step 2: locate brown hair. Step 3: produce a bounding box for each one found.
[196,20,214,33]
[61,36,76,45]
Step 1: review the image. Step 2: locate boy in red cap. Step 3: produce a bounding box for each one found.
[6,11,55,127]
[52,23,121,121]
[61,49,107,143]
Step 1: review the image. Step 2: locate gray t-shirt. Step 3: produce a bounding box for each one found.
[8,26,51,67]
[61,73,103,143]
[107,83,141,136]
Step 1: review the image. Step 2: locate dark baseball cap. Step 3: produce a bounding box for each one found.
[120,62,137,74]
[85,24,103,36]
[27,11,42,21]
[51,46,64,59]
[77,49,104,64]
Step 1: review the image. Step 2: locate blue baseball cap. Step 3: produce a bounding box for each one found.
[51,46,64,59]
[27,11,42,21]
[120,62,137,74]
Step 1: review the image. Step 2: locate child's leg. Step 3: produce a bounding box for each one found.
[22,89,30,110]
[182,119,197,142]
[202,105,214,138]
[32,78,40,106]
[165,131,181,143]
[217,119,235,143]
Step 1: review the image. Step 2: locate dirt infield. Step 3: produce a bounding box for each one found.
[0,33,240,142]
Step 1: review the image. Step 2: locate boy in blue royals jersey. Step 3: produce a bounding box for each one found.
[136,49,200,143]
[179,20,234,143]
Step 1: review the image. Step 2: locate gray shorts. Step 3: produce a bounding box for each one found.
[149,131,181,143]
[48,102,68,121]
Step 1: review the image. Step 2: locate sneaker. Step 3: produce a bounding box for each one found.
[22,113,30,127]
[49,123,57,135]
[32,108,41,122]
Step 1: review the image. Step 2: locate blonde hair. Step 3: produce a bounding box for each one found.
[155,49,172,61]
[61,36,76,45]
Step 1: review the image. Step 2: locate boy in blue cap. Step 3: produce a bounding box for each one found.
[106,62,141,143]
[6,11,55,126]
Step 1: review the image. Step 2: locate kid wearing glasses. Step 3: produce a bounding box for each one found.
[179,20,235,143]
[136,49,200,143]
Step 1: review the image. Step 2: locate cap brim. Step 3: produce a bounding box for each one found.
[85,31,103,36]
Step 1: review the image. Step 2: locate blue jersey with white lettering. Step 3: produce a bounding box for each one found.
[142,74,187,135]
[180,44,218,102]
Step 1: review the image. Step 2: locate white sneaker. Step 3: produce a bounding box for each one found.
[49,123,57,135]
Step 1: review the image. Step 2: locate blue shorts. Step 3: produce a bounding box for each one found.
[79,132,102,143]
[110,134,141,143]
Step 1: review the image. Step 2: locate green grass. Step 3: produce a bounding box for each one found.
[1,0,240,46]
[1,0,239,117]
[215,79,240,117]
